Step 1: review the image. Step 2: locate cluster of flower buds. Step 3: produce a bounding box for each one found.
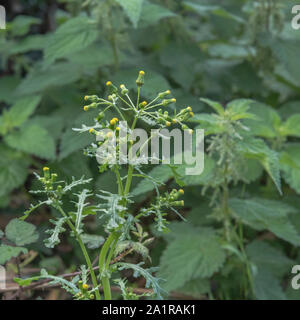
[40,167,58,192]
[75,281,94,300]
[160,189,185,207]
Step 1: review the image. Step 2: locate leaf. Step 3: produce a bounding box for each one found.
[81,234,105,249]
[0,144,30,197]
[158,226,225,292]
[0,95,41,134]
[243,102,281,138]
[183,2,245,24]
[0,245,28,265]
[16,62,82,96]
[246,240,294,278]
[5,219,39,246]
[9,15,41,37]
[280,144,300,194]
[177,278,211,298]
[200,98,225,115]
[44,218,67,249]
[230,198,300,246]
[72,189,92,233]
[44,16,99,67]
[280,114,300,137]
[236,137,281,194]
[139,1,176,27]
[115,0,144,28]
[5,124,56,160]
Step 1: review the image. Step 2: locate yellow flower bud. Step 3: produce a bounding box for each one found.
[110,119,116,126]
[187,106,192,112]
[116,127,120,131]
[106,81,112,86]
[106,131,113,138]
[179,189,184,195]
[43,167,49,171]
[166,121,171,127]
[141,101,147,107]
[84,96,89,101]
[172,119,177,124]
[139,70,145,75]
[181,200,184,206]
[113,117,119,122]
[82,284,89,290]
[189,112,194,117]
[188,129,193,135]
[171,98,176,103]
[83,106,89,111]
[89,128,95,134]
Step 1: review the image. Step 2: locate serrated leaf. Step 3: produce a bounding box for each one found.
[280,114,300,138]
[16,62,82,96]
[5,124,56,160]
[44,16,99,67]
[243,102,281,138]
[280,144,300,194]
[139,1,176,27]
[230,198,300,245]
[158,226,225,292]
[0,144,30,197]
[44,218,67,249]
[115,0,144,28]
[5,219,39,246]
[200,98,225,115]
[236,137,281,194]
[0,95,41,134]
[0,245,28,265]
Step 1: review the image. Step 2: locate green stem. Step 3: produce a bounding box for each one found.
[57,206,101,300]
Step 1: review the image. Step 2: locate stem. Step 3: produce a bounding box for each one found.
[57,206,101,300]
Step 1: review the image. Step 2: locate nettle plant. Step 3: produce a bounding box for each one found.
[15,71,195,300]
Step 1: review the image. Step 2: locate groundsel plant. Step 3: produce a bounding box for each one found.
[18,71,195,300]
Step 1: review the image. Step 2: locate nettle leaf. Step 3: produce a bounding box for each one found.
[139,1,176,27]
[0,245,28,265]
[5,124,56,160]
[5,219,39,246]
[200,98,225,115]
[81,234,104,249]
[44,16,99,67]
[9,15,41,37]
[115,0,144,28]
[16,62,82,96]
[183,2,245,24]
[280,144,300,194]
[236,137,281,194]
[0,144,30,197]
[280,114,300,138]
[230,198,300,246]
[0,95,41,134]
[158,226,226,292]
[44,217,67,249]
[246,240,294,278]
[243,102,281,138]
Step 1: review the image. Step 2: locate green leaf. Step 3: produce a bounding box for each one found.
[9,15,41,37]
[230,198,300,246]
[246,240,294,278]
[16,62,82,96]
[81,234,105,249]
[139,1,176,27]
[0,76,21,103]
[243,102,281,138]
[5,124,56,160]
[280,144,300,194]
[0,96,41,134]
[280,114,300,138]
[0,245,28,265]
[158,226,225,292]
[115,0,144,28]
[236,137,281,194]
[0,144,30,197]
[44,16,99,67]
[44,218,67,249]
[200,98,225,115]
[183,2,245,23]
[5,219,39,246]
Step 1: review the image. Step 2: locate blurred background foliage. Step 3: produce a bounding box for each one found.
[1,0,300,300]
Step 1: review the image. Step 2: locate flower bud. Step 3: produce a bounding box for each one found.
[136,70,145,87]
[158,90,171,99]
